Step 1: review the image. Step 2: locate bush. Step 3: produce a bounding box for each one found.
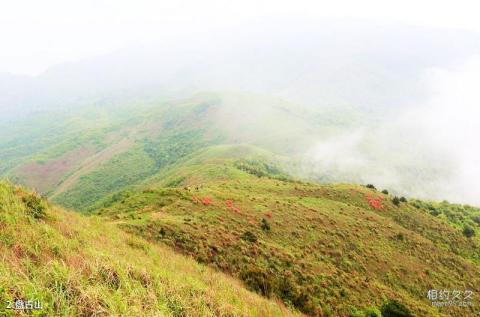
[463,225,475,238]
[381,300,413,317]
[366,184,377,190]
[239,266,274,296]
[473,216,480,226]
[241,231,258,243]
[365,307,382,317]
[261,218,271,232]
[381,189,389,195]
[392,197,400,206]
[399,197,407,203]
[349,311,363,317]
[22,193,48,220]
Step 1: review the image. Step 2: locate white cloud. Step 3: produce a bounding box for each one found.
[306,56,480,205]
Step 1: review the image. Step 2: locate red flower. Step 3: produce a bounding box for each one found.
[366,196,383,210]
[202,197,212,206]
[232,207,242,214]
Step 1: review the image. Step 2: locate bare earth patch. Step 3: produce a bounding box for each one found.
[14,145,97,193]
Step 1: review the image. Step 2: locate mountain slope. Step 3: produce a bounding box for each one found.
[95,149,480,317]
[2,92,329,212]
[2,89,476,209]
[0,180,300,316]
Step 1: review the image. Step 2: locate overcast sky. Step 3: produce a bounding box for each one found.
[1,0,480,75]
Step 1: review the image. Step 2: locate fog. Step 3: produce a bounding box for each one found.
[306,55,480,205]
[1,17,480,205]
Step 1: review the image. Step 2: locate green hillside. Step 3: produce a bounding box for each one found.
[0,93,330,212]
[0,180,300,316]
[95,147,480,317]
[1,93,480,317]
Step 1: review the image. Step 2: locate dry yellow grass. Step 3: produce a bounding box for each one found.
[0,180,301,316]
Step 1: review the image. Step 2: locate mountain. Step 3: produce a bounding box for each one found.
[0,92,336,210]
[2,21,480,207]
[1,149,479,316]
[3,21,480,116]
[0,180,298,316]
[93,144,480,316]
[1,19,480,317]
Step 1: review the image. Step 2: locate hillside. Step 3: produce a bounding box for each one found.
[3,10,480,317]
[95,147,480,317]
[1,124,480,316]
[0,180,299,316]
[2,90,470,212]
[0,92,332,211]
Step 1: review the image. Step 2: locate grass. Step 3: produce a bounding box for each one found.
[0,180,300,316]
[2,94,480,316]
[1,92,324,209]
[96,153,480,317]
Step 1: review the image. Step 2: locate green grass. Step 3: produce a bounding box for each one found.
[0,180,300,316]
[2,93,480,316]
[96,157,480,317]
[52,144,158,211]
[1,92,324,206]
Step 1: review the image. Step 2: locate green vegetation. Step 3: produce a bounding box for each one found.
[234,159,290,180]
[52,145,157,211]
[381,300,414,317]
[392,196,401,206]
[96,153,480,316]
[2,93,480,316]
[463,225,475,238]
[0,181,299,316]
[410,199,480,239]
[0,92,323,209]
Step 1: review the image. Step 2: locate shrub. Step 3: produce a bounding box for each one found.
[399,196,407,203]
[239,266,274,296]
[366,184,377,190]
[463,225,475,238]
[381,189,389,195]
[365,307,382,317]
[261,218,271,232]
[473,216,480,226]
[159,227,166,237]
[381,300,413,317]
[241,231,258,243]
[349,310,363,317]
[392,197,400,206]
[22,193,48,220]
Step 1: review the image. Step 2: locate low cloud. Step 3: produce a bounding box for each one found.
[305,56,480,205]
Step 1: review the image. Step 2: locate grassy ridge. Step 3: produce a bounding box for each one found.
[96,151,480,317]
[0,181,300,316]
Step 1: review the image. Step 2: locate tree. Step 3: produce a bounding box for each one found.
[392,196,400,206]
[463,225,475,238]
